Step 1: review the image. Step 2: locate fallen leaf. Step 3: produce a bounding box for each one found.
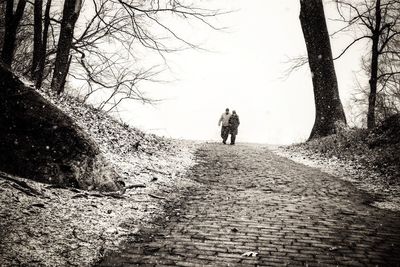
[242,251,258,257]
[31,203,46,208]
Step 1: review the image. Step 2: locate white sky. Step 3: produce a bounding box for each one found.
[80,0,369,145]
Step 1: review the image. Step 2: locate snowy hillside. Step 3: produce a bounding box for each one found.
[0,88,198,266]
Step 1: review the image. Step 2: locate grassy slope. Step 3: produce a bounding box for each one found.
[286,115,400,186]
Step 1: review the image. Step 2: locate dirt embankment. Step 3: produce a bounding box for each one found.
[0,73,198,266]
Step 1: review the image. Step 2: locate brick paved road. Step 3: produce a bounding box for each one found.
[98,144,400,266]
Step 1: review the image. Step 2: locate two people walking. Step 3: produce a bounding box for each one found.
[218,108,240,145]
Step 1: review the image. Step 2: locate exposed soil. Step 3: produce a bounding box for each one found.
[0,140,197,267]
[0,81,198,266]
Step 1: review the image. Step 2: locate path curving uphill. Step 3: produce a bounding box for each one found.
[98,143,400,266]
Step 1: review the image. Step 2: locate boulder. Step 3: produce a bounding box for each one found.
[0,64,122,191]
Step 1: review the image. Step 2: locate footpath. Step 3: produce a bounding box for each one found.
[98,143,400,266]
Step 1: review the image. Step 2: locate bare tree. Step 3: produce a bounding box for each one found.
[0,1,5,50]
[377,30,400,117]
[31,0,42,78]
[51,0,83,94]
[60,0,223,107]
[0,0,56,79]
[1,0,27,66]
[34,0,52,88]
[3,0,223,109]
[49,0,223,103]
[352,40,400,124]
[334,0,400,128]
[299,0,347,140]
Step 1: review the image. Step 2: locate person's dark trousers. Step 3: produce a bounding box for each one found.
[230,134,236,145]
[221,126,230,144]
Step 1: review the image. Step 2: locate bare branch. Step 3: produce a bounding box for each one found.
[334,35,372,60]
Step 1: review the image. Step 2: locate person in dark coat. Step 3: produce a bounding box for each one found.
[228,110,240,145]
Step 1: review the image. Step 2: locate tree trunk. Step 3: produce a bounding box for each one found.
[51,0,82,94]
[367,0,382,129]
[31,0,43,78]
[35,0,51,89]
[299,0,347,140]
[0,1,6,50]
[1,0,27,67]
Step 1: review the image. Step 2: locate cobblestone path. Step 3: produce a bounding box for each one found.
[99,144,400,266]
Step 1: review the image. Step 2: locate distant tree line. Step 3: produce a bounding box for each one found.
[0,0,222,111]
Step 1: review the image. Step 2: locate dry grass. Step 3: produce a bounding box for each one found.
[293,115,400,185]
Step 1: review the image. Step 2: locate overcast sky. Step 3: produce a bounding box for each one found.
[84,0,369,145]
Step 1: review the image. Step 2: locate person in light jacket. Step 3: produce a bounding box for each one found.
[228,110,240,145]
[218,108,231,144]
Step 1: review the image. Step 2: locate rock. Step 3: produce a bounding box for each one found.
[105,227,118,234]
[0,64,122,192]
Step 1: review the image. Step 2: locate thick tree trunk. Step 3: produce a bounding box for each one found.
[299,0,347,140]
[1,0,27,67]
[0,1,5,50]
[51,0,82,94]
[35,0,51,88]
[0,64,122,191]
[1,0,15,66]
[31,0,43,78]
[367,0,381,129]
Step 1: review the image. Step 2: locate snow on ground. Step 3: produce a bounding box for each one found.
[273,146,400,212]
[0,88,199,266]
